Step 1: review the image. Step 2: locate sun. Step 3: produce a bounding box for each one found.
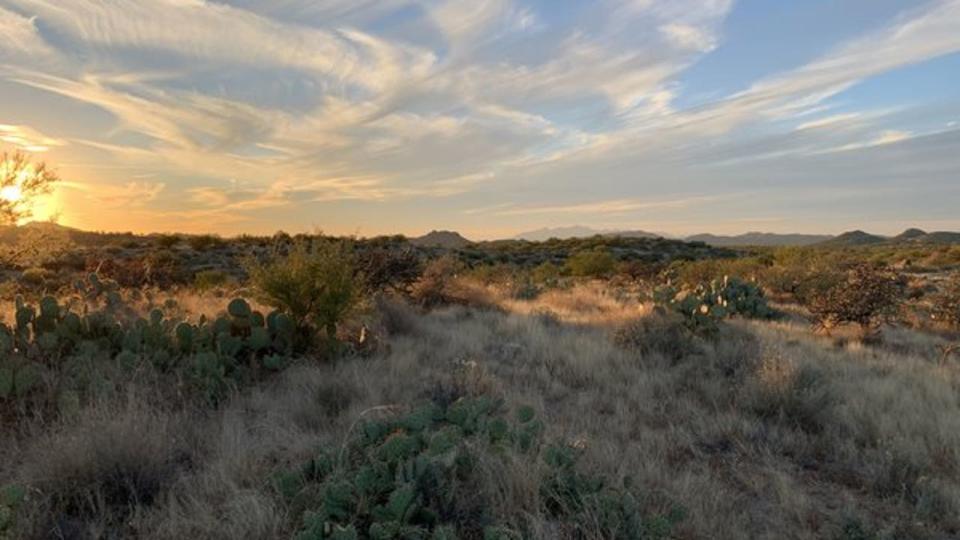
[0,183,23,202]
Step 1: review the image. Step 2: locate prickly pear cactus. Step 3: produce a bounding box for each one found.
[228,298,252,319]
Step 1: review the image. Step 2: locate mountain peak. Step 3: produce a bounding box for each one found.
[410,230,471,248]
[896,228,927,240]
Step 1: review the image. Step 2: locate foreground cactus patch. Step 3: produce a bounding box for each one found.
[281,397,681,540]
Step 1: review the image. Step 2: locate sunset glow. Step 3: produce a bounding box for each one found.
[0,1,958,237]
[0,183,22,203]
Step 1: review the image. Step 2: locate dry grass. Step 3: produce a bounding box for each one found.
[3,285,960,538]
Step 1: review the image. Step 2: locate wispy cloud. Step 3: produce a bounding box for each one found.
[0,124,63,152]
[479,195,726,216]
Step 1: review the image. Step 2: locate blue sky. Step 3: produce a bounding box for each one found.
[0,0,958,238]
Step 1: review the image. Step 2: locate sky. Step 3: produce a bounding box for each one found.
[0,0,958,239]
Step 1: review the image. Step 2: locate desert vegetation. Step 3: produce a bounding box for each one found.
[1,222,959,539]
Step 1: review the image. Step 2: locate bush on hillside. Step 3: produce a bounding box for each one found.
[614,308,700,361]
[154,234,181,249]
[85,250,185,288]
[566,249,616,278]
[409,255,463,308]
[806,264,904,337]
[193,269,230,292]
[246,240,360,343]
[187,234,225,251]
[930,274,960,330]
[356,247,422,294]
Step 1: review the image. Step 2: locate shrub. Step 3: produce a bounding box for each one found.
[409,255,463,308]
[246,239,360,343]
[468,263,516,286]
[187,234,225,251]
[86,251,183,288]
[614,308,700,361]
[616,260,664,284]
[530,261,561,284]
[931,274,960,330]
[356,247,422,294]
[194,269,230,292]
[510,279,541,301]
[13,407,189,538]
[806,264,904,336]
[154,234,180,249]
[566,249,616,278]
[19,267,50,287]
[746,363,838,434]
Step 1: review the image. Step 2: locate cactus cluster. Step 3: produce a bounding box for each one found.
[282,397,678,540]
[0,295,299,410]
[654,276,773,334]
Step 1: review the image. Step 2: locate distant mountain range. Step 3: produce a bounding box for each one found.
[686,232,833,247]
[514,226,832,246]
[819,229,960,247]
[514,226,663,242]
[512,226,960,247]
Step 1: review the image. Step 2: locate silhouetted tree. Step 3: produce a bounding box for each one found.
[0,152,60,225]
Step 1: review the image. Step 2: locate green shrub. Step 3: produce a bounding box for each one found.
[356,247,422,294]
[931,274,960,330]
[746,363,838,434]
[530,261,561,284]
[510,279,541,301]
[410,256,463,308]
[806,264,904,336]
[614,309,700,361]
[616,260,664,283]
[154,234,181,249]
[187,234,225,251]
[246,239,360,343]
[566,249,616,278]
[19,267,50,287]
[194,269,230,292]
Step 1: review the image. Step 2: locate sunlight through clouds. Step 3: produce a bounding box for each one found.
[0,0,957,236]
